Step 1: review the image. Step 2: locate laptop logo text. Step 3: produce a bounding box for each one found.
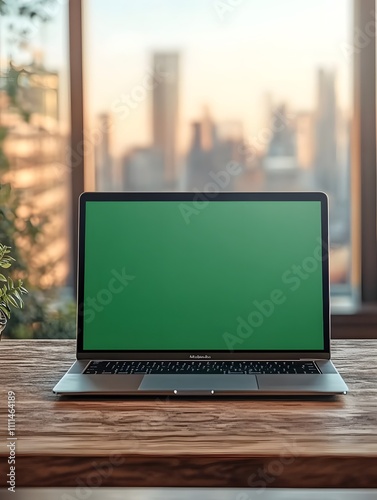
[189,355,212,360]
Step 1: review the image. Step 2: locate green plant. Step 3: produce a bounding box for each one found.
[0,243,28,323]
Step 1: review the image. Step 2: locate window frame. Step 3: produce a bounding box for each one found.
[354,0,377,304]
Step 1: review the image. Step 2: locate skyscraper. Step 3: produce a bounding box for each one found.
[296,111,315,170]
[185,121,207,190]
[264,104,297,173]
[95,112,113,190]
[314,68,338,196]
[122,147,164,191]
[152,52,179,187]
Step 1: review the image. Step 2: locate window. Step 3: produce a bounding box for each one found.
[0,0,74,338]
[82,0,355,307]
[2,1,376,339]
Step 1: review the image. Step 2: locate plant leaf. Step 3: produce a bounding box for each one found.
[7,295,18,308]
[0,304,10,319]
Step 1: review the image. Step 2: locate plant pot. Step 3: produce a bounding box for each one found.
[0,309,7,339]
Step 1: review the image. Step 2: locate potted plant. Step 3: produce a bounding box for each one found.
[0,243,28,339]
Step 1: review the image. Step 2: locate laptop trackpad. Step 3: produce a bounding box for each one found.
[139,374,258,392]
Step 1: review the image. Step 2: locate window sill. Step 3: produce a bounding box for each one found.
[332,303,377,338]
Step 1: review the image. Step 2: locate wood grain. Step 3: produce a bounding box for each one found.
[0,340,376,488]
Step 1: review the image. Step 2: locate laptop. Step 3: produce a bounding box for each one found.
[53,191,348,396]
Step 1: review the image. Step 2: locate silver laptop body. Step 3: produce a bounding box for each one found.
[53,192,348,396]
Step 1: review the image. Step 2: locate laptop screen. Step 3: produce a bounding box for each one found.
[79,194,328,353]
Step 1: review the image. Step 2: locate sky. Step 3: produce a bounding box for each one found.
[1,0,352,157]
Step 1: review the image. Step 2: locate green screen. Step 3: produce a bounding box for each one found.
[82,200,324,351]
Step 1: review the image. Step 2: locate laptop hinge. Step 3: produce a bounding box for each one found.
[300,357,329,361]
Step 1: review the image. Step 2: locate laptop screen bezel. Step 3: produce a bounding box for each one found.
[76,192,331,360]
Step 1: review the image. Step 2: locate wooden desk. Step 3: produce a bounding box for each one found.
[0,340,376,488]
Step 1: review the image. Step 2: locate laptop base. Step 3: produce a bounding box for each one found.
[53,360,348,396]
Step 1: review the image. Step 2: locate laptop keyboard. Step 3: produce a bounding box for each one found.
[84,360,320,375]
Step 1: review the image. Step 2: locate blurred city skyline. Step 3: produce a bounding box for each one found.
[94,51,350,195]
[85,0,352,158]
[0,0,352,151]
